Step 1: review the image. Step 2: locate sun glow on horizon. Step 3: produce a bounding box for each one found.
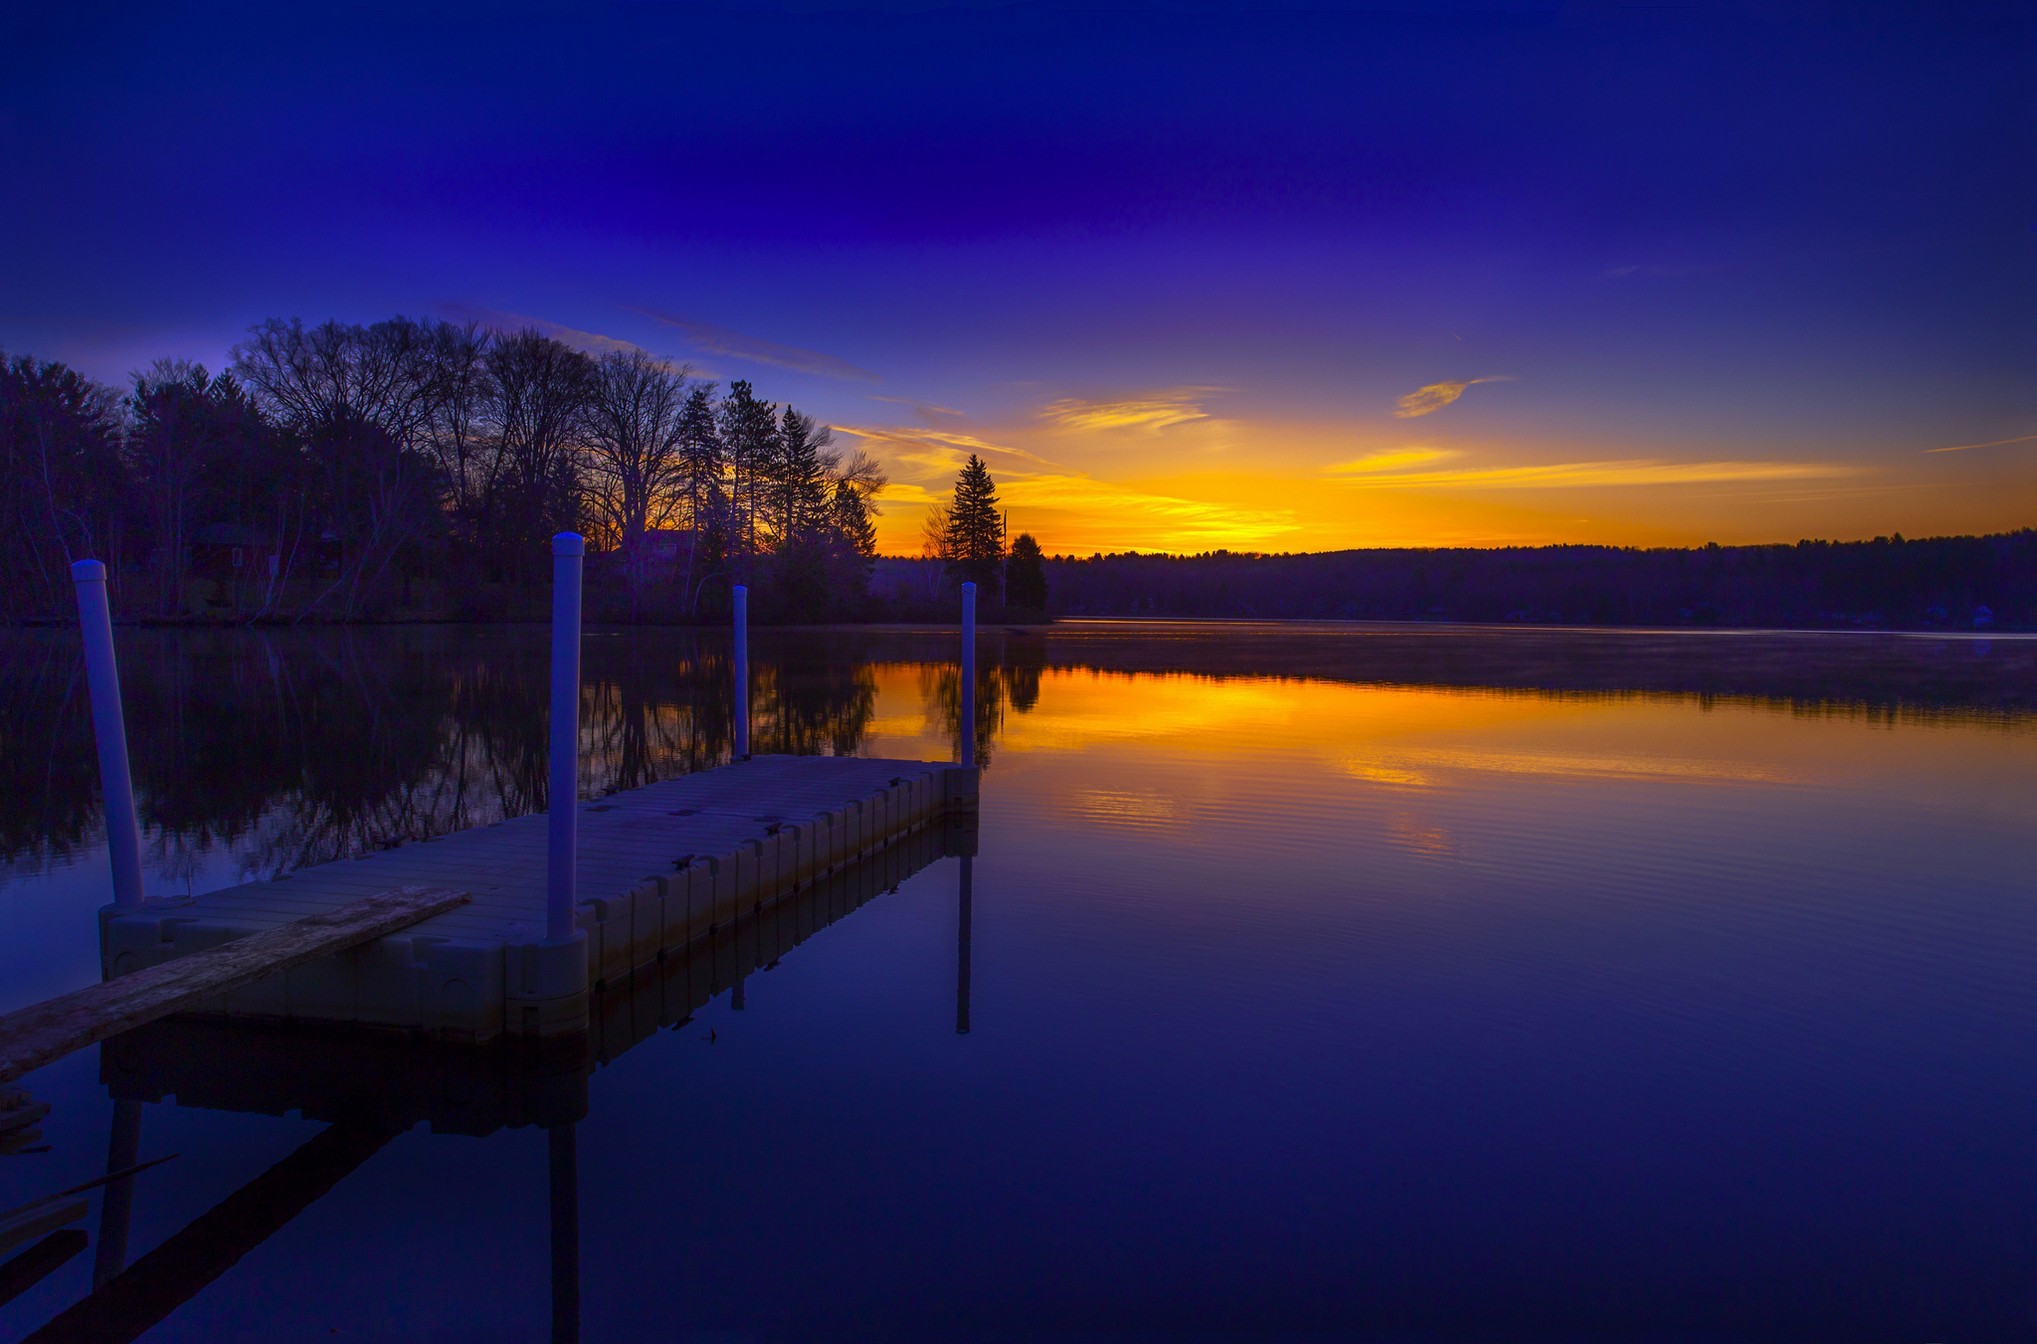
[855,397,2032,557]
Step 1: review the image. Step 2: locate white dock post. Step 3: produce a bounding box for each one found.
[547,534,584,944]
[71,559,144,909]
[960,581,977,769]
[732,583,750,759]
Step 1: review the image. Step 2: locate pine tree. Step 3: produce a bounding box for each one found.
[832,479,878,561]
[770,407,833,547]
[717,380,777,569]
[942,454,1004,597]
[1006,531,1048,611]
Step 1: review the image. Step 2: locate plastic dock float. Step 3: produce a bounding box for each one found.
[101,817,964,1135]
[99,755,979,1043]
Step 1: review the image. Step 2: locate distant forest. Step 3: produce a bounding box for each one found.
[1035,533,2037,631]
[1,318,887,625]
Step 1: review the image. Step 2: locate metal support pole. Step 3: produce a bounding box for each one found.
[956,856,973,1036]
[547,534,584,944]
[960,582,977,769]
[732,584,749,759]
[71,560,144,909]
[92,1099,143,1288]
[549,1124,580,1344]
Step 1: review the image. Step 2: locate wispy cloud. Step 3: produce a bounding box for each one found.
[438,303,659,361]
[1923,432,2037,454]
[997,473,1298,548]
[1326,447,1455,474]
[867,394,967,423]
[635,309,879,383]
[842,417,1291,552]
[1394,376,1511,419]
[833,425,1065,473]
[1042,388,1222,433]
[1329,457,1857,490]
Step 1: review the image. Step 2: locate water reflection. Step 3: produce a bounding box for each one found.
[18,826,966,1343]
[0,628,888,884]
[9,622,2022,891]
[1,623,2034,1340]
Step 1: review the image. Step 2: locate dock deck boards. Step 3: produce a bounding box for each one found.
[100,754,976,1043]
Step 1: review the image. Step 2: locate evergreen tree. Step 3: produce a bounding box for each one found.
[832,478,878,563]
[717,380,777,570]
[942,454,1004,596]
[770,407,833,547]
[1006,531,1048,611]
[676,381,725,602]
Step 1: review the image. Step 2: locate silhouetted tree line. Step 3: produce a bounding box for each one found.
[1043,533,2037,631]
[0,320,885,624]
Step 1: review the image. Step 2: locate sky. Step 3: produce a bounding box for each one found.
[3,0,2032,555]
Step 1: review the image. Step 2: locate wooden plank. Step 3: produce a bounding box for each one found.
[0,1200,86,1259]
[0,885,469,1086]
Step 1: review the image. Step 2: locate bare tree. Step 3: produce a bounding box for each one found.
[232,318,441,617]
[483,330,595,584]
[583,348,692,614]
[415,321,497,545]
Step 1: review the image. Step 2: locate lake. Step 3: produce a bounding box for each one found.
[2,621,2034,1342]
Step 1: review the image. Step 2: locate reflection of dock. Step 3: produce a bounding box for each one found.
[40,830,975,1344]
[100,755,977,1044]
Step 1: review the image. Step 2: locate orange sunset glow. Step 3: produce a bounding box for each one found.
[845,398,2035,556]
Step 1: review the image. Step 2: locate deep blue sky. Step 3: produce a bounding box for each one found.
[5,2,2031,550]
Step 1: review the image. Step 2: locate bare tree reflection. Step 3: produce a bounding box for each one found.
[0,627,882,885]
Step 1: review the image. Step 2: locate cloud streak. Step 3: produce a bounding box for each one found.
[1327,447,1455,473]
[1394,376,1511,419]
[636,309,879,383]
[843,418,1292,552]
[1923,432,2037,454]
[1329,457,1856,490]
[867,394,967,422]
[437,303,662,362]
[1042,388,1221,433]
[833,425,1066,474]
[996,473,1298,549]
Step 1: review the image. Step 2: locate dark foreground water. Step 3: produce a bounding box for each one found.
[1,622,2034,1342]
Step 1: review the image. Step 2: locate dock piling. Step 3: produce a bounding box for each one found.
[70,561,144,909]
[960,582,977,769]
[548,534,584,943]
[956,856,972,1035]
[91,1100,141,1288]
[548,1124,580,1344]
[732,584,750,759]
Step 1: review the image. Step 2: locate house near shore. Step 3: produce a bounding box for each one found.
[593,528,699,581]
[187,523,280,581]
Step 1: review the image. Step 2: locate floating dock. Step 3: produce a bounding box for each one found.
[98,755,978,1043]
[99,815,964,1133]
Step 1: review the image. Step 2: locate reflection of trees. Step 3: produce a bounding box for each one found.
[0,627,887,883]
[920,636,1046,770]
[0,632,100,869]
[750,638,878,757]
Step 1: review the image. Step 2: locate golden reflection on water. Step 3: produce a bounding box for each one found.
[858,664,2037,839]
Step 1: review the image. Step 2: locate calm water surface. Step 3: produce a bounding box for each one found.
[1,622,2034,1342]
